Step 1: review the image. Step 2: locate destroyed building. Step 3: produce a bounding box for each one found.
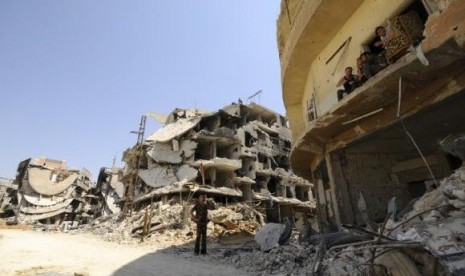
[0,177,16,217]
[277,0,465,230]
[3,157,103,226]
[120,103,316,227]
[96,166,125,215]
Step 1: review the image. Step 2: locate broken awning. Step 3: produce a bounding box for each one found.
[146,117,201,143]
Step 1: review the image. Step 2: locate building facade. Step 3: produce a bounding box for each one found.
[277,0,465,231]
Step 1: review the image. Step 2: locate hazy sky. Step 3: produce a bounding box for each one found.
[0,0,283,179]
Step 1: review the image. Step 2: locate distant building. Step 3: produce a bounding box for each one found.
[277,0,465,231]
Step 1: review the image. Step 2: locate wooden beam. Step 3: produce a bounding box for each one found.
[392,155,438,173]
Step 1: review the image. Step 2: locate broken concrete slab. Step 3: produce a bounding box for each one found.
[194,158,242,171]
[146,117,201,143]
[175,165,198,182]
[138,166,177,188]
[255,223,287,251]
[28,167,78,196]
[147,143,183,164]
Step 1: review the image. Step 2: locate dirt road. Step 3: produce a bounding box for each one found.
[0,229,249,276]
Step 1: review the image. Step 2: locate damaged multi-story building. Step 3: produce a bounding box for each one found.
[4,157,103,226]
[0,177,16,217]
[277,0,465,231]
[121,102,316,227]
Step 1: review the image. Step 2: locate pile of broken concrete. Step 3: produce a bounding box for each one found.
[73,201,265,247]
[221,165,465,276]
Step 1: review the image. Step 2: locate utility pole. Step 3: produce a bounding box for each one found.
[122,115,147,217]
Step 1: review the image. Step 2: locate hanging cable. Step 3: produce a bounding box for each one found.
[397,77,437,185]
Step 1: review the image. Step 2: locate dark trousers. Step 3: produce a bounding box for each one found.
[194,223,207,254]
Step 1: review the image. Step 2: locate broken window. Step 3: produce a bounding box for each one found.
[195,141,215,160]
[257,154,270,170]
[267,177,279,195]
[295,186,310,201]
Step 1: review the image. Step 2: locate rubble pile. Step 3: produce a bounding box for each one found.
[2,157,104,227]
[384,166,465,274]
[316,167,465,275]
[0,177,16,217]
[220,164,465,276]
[73,201,264,246]
[221,241,317,275]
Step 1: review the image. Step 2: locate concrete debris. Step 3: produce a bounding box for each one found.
[310,165,465,275]
[96,166,125,215]
[0,177,16,216]
[218,165,465,276]
[385,166,465,275]
[440,133,465,164]
[220,238,319,275]
[255,223,287,251]
[0,157,106,229]
[72,202,263,247]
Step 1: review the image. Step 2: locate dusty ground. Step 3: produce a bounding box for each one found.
[0,229,250,276]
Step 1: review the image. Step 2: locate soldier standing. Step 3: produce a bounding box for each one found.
[191,194,214,255]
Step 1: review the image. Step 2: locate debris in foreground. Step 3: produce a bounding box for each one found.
[220,164,465,275]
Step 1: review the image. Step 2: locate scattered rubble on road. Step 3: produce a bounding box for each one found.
[72,201,264,247]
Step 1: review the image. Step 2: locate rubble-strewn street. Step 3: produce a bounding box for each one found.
[72,202,264,247]
[2,1,465,275]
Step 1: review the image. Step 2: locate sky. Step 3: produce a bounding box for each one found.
[0,0,284,179]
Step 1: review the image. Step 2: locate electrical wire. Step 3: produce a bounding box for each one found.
[397,77,437,185]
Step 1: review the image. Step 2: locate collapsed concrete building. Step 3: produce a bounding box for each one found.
[3,157,103,226]
[122,102,316,227]
[96,166,125,215]
[0,177,16,217]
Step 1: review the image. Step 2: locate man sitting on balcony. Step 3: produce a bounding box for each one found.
[357,51,388,80]
[336,67,361,101]
[357,52,370,82]
[371,26,394,54]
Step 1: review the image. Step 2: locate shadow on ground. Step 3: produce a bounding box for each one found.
[112,238,256,276]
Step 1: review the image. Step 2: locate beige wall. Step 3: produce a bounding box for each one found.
[301,0,413,129]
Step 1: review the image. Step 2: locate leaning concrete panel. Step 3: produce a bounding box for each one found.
[18,208,67,223]
[146,117,201,143]
[180,140,197,158]
[138,166,177,188]
[147,143,183,164]
[28,167,78,196]
[194,157,242,171]
[175,165,198,182]
[19,190,71,207]
[110,181,125,198]
[19,198,73,214]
